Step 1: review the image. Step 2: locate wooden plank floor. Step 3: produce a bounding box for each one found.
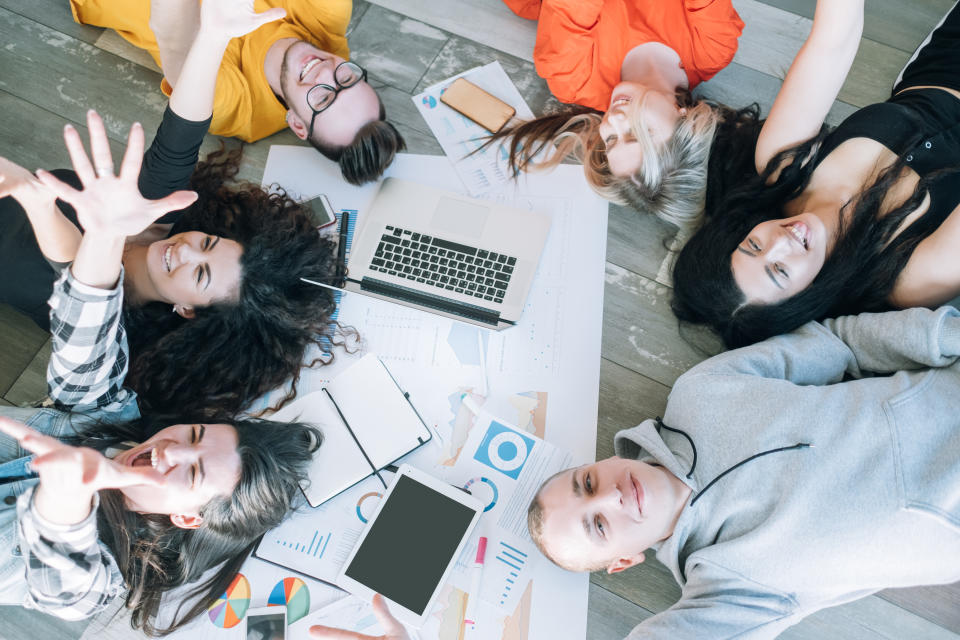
[1,0,958,637]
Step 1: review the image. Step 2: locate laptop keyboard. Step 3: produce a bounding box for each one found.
[371,226,517,304]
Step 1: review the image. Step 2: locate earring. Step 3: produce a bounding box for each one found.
[172,305,177,313]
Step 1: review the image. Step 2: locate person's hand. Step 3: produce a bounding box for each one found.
[0,156,50,203]
[198,0,287,41]
[35,110,198,240]
[309,595,411,640]
[0,416,166,498]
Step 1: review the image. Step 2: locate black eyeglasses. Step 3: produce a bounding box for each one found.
[306,61,368,139]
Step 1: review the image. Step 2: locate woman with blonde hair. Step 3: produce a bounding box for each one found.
[491,0,751,230]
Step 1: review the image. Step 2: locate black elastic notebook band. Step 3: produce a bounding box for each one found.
[378,358,431,445]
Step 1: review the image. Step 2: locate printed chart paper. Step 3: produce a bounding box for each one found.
[157,151,606,640]
[413,62,535,196]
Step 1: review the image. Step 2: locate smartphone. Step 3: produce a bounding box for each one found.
[440,78,516,133]
[244,605,286,640]
[303,194,338,229]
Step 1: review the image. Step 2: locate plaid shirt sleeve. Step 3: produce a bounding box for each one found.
[16,487,124,620]
[47,268,133,409]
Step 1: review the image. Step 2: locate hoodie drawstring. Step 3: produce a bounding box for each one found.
[656,417,811,507]
[656,417,698,479]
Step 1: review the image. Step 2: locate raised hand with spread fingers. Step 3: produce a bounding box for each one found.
[38,110,197,240]
[199,0,287,42]
[0,416,165,526]
[35,110,197,289]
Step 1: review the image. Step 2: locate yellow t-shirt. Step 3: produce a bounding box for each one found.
[70,0,352,141]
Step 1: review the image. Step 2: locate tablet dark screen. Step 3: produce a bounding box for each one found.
[344,474,477,614]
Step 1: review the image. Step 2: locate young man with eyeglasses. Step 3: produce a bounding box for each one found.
[70,0,405,185]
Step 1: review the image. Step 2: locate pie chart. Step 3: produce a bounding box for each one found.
[268,576,310,623]
[207,573,250,628]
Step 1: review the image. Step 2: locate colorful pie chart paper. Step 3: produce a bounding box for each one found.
[268,576,310,623]
[208,572,250,628]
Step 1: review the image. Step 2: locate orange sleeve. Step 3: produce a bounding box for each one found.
[532,0,607,107]
[681,0,745,85]
[501,0,541,21]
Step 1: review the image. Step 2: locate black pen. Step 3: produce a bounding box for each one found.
[336,211,350,286]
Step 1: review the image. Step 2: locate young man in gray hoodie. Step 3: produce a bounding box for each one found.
[529,306,960,638]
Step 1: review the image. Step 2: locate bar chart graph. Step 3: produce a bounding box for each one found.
[493,540,528,606]
[275,528,333,560]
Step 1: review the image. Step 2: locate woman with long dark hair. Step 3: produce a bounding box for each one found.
[0,0,342,416]
[671,0,960,348]
[486,0,747,229]
[0,119,321,635]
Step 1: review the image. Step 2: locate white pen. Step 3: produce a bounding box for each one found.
[299,276,346,293]
[462,536,487,636]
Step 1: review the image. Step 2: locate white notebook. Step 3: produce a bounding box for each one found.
[271,354,432,506]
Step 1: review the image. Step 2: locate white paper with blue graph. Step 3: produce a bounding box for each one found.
[439,415,572,619]
[253,474,389,586]
[412,61,535,196]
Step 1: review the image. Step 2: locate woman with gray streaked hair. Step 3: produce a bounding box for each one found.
[485,0,749,231]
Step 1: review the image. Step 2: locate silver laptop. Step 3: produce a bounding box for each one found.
[344,178,550,330]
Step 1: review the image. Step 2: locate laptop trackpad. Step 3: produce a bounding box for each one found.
[431,197,489,238]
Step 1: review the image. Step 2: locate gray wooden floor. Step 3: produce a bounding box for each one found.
[1,0,959,638]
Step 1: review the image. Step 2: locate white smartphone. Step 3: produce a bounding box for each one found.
[303,194,338,229]
[336,464,483,628]
[244,605,286,640]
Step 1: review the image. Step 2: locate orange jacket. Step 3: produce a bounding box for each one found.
[504,0,744,111]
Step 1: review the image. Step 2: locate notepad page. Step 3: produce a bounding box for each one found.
[270,389,373,506]
[325,354,431,469]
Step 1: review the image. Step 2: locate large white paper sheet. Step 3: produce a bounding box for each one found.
[412,62,535,196]
[158,151,606,640]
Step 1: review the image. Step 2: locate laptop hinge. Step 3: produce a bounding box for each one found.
[357,277,503,326]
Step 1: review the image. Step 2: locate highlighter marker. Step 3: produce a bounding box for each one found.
[463,536,488,632]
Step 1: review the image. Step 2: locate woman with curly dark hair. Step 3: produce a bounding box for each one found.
[122,145,342,416]
[0,0,344,416]
[0,121,322,634]
[671,0,960,348]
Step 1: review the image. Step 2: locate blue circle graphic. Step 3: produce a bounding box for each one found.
[498,441,518,461]
[464,477,499,512]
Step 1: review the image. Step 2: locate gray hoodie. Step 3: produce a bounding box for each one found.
[615,307,960,639]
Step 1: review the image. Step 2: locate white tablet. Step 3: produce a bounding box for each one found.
[336,464,483,628]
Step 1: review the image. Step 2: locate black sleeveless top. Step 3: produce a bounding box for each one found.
[816,88,960,225]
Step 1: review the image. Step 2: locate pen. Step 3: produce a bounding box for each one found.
[299,277,345,293]
[336,210,350,286]
[462,536,487,634]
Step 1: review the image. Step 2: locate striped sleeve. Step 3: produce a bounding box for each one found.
[47,268,132,409]
[16,487,124,620]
